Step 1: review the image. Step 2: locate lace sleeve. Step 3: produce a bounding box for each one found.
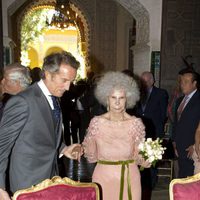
[131,118,147,165]
[82,117,98,163]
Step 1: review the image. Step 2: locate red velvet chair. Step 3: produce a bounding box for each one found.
[12,176,100,200]
[169,173,200,200]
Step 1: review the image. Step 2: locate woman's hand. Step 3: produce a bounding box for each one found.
[62,144,83,161]
[140,159,151,168]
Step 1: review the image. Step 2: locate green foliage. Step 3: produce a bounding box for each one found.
[21,9,49,51]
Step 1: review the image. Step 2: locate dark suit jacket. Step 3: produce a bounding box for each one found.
[135,86,168,138]
[173,90,200,158]
[0,83,64,193]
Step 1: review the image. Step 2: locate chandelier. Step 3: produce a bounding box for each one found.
[46,0,77,30]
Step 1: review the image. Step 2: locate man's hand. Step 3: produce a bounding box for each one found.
[186,145,194,159]
[0,188,11,200]
[62,144,83,161]
[172,142,179,158]
[195,144,200,161]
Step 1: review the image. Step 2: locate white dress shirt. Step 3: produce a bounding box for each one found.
[37,80,54,110]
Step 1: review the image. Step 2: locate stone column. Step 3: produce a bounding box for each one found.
[131,42,151,75]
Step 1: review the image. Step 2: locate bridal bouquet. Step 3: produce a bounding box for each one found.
[138,138,166,169]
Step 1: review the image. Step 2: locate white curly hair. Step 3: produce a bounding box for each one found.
[95,71,140,108]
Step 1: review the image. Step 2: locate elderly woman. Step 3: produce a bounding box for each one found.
[82,71,150,200]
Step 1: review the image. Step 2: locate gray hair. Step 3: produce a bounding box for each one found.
[95,71,140,108]
[4,63,31,88]
[41,51,80,79]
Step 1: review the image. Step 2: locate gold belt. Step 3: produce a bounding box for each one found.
[98,160,134,200]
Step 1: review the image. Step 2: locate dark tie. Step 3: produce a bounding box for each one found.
[142,90,151,112]
[50,95,61,122]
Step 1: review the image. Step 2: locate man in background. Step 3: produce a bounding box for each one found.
[135,71,168,139]
[172,70,200,178]
[0,63,31,120]
[0,51,82,200]
[135,71,168,200]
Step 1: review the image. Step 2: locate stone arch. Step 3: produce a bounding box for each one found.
[115,0,150,74]
[115,0,149,44]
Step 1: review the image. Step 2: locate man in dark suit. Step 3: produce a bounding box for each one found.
[135,71,168,139]
[0,51,82,199]
[172,70,200,178]
[135,71,168,200]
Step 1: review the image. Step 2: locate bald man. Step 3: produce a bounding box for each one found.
[135,71,168,139]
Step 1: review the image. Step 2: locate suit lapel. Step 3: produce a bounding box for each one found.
[179,91,199,119]
[56,117,63,148]
[32,84,64,148]
[33,84,56,143]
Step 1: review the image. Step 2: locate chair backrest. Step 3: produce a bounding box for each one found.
[12,176,100,200]
[169,173,200,200]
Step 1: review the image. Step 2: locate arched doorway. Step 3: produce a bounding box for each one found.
[8,0,90,78]
[8,0,150,75]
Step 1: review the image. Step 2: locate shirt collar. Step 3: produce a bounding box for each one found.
[37,80,54,109]
[186,89,197,100]
[37,79,51,96]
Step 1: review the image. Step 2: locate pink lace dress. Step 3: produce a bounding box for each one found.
[82,116,146,200]
[192,145,200,174]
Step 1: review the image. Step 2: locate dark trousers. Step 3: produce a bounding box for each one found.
[178,157,194,178]
[141,168,152,200]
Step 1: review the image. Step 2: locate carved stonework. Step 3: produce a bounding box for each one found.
[116,0,150,73]
[161,0,200,93]
[116,0,149,44]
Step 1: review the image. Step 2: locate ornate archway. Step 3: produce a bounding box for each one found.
[8,0,91,68]
[116,0,150,74]
[7,0,150,74]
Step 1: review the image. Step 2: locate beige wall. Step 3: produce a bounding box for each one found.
[116,3,133,71]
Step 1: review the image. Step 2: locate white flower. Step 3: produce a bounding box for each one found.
[138,143,144,151]
[147,149,153,156]
[146,144,152,151]
[148,156,155,163]
[138,137,166,165]
[147,138,152,142]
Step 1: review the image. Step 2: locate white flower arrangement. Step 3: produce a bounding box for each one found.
[138,138,166,169]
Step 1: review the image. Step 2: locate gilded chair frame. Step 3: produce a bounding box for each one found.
[169,172,200,200]
[12,176,100,200]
